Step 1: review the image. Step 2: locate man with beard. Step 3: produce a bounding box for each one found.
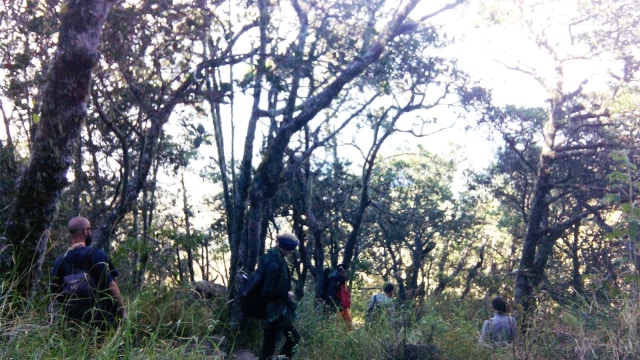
[50,216,127,329]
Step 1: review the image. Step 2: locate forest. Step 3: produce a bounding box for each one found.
[0,0,639,358]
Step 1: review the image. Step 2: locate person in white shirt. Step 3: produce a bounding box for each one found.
[479,296,517,346]
[365,283,395,325]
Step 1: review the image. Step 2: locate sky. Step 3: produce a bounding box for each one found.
[417,1,549,106]
[406,0,620,173]
[379,2,543,174]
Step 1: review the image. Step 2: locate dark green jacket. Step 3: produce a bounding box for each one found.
[261,247,295,323]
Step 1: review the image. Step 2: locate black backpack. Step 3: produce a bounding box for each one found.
[239,252,289,319]
[53,248,97,322]
[318,268,332,303]
[57,248,96,300]
[239,266,267,319]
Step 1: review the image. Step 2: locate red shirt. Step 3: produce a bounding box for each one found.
[336,283,351,309]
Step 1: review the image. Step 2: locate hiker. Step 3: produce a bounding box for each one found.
[260,233,301,360]
[50,216,128,329]
[479,296,517,346]
[365,282,395,325]
[326,264,352,331]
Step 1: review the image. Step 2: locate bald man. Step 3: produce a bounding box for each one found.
[50,216,128,328]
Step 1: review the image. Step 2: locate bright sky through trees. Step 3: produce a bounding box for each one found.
[410,0,623,172]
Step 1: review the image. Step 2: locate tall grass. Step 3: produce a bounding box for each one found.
[2,285,640,359]
[0,285,230,359]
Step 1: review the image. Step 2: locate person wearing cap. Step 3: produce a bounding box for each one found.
[260,232,301,360]
[479,296,517,347]
[50,216,128,329]
[326,263,352,331]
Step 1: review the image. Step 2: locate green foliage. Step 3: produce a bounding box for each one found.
[361,149,489,298]
[604,150,640,253]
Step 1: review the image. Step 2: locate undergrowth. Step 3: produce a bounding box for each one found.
[2,285,640,359]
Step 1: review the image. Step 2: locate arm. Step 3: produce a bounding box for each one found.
[479,319,491,344]
[508,316,518,340]
[367,294,377,314]
[108,280,128,320]
[339,284,351,309]
[91,249,127,320]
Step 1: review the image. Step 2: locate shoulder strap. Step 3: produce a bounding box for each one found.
[272,249,289,285]
[81,247,97,271]
[55,247,76,279]
[53,256,65,283]
[58,247,96,276]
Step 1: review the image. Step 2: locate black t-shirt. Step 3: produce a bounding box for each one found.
[51,246,119,291]
[50,245,120,325]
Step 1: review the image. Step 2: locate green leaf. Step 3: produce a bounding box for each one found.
[624,274,640,284]
[628,221,640,238]
[601,194,620,205]
[606,172,628,183]
[607,228,625,239]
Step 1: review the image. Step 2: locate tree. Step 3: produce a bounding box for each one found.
[0,0,59,150]
[3,0,116,302]
[0,0,476,315]
[480,103,624,322]
[475,0,640,322]
[362,149,485,302]
[54,0,249,291]
[601,91,640,297]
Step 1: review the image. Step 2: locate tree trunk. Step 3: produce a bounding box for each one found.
[569,223,584,295]
[514,106,557,321]
[3,0,115,302]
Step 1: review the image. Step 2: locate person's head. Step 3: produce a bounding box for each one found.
[336,264,349,280]
[276,233,299,255]
[68,216,92,246]
[491,296,508,314]
[383,283,394,296]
